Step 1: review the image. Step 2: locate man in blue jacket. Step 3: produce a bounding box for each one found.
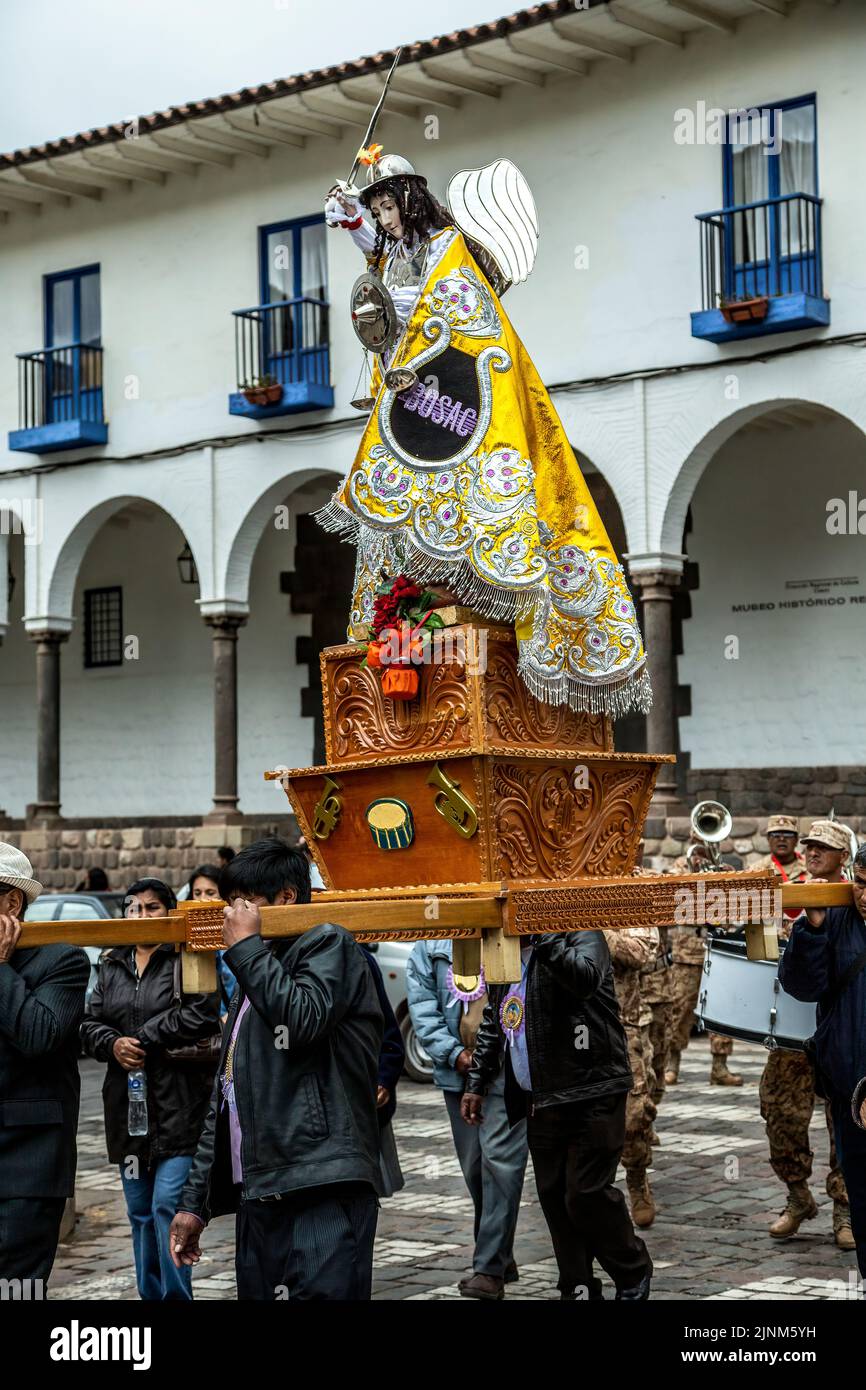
[406,939,527,1300]
[779,844,866,1279]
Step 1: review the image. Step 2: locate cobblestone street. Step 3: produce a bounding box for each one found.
[51,1038,861,1303]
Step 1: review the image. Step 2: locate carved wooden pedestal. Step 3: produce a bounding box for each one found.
[272,622,674,980]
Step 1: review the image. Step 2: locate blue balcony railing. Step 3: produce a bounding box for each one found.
[9,342,108,452]
[229,296,333,417]
[692,193,830,343]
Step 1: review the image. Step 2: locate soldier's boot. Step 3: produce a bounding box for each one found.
[833,1201,856,1251]
[710,1054,743,1086]
[664,1052,680,1086]
[627,1172,656,1229]
[769,1182,818,1238]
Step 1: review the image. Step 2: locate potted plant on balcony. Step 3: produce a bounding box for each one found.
[718,292,770,325]
[241,374,283,406]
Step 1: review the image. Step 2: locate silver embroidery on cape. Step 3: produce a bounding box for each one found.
[424,266,500,338]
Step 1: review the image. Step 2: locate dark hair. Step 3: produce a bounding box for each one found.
[218,837,311,906]
[362,176,451,267]
[186,863,222,896]
[854,845,866,873]
[85,866,109,891]
[125,877,177,912]
[217,845,236,865]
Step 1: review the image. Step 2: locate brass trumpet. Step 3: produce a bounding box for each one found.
[686,799,733,872]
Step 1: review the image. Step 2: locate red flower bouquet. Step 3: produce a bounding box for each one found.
[364,575,445,701]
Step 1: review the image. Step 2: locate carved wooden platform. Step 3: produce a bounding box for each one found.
[321,623,612,769]
[281,750,667,892]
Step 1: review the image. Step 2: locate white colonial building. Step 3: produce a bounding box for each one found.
[1,0,864,865]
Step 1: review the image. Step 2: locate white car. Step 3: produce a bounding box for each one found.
[365,940,433,1084]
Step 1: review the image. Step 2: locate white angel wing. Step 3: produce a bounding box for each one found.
[446,158,539,290]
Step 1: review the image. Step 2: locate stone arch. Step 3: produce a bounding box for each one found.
[222,466,342,604]
[43,494,203,625]
[659,397,866,556]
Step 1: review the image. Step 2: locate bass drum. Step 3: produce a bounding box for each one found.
[697,936,816,1051]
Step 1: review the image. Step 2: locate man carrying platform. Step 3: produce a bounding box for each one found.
[780,841,866,1277]
[761,819,853,1249]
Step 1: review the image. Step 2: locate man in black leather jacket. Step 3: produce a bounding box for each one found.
[169,838,383,1300]
[462,930,652,1300]
[0,844,89,1289]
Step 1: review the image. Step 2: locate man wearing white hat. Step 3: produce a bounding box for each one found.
[0,843,90,1287]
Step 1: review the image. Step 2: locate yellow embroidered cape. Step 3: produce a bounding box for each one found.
[319,227,651,717]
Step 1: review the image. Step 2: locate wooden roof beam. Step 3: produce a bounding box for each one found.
[0,178,56,206]
[221,114,305,147]
[608,4,685,46]
[61,155,135,188]
[298,94,372,129]
[151,132,234,167]
[337,82,422,123]
[745,0,789,14]
[389,74,462,109]
[417,59,502,99]
[111,143,200,176]
[254,104,344,138]
[665,0,737,33]
[506,35,590,75]
[464,48,546,86]
[81,151,167,185]
[184,122,270,158]
[15,167,103,200]
[550,20,634,61]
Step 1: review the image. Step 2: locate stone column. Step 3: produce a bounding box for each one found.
[204,612,247,823]
[627,559,685,810]
[28,629,69,823]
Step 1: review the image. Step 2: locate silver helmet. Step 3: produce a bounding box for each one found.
[358,152,426,205]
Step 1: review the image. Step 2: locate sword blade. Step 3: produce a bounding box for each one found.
[344,45,403,189]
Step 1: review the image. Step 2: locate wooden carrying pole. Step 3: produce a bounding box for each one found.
[18,877,855,989]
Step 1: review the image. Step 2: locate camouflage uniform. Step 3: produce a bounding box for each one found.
[603,927,659,1179]
[640,925,673,1109]
[754,853,848,1206]
[665,854,736,1079]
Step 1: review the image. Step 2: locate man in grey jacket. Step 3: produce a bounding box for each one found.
[406,938,527,1301]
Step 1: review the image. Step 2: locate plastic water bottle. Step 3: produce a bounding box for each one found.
[127,1069,148,1136]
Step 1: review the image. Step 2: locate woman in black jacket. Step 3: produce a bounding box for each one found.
[80,878,220,1301]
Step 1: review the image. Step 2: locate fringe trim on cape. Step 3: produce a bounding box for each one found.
[315,498,654,720]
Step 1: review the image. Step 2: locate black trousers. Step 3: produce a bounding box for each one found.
[528,1092,651,1296]
[830,1096,866,1279]
[235,1184,379,1300]
[0,1196,66,1289]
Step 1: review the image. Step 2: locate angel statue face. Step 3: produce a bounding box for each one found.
[369,191,403,241]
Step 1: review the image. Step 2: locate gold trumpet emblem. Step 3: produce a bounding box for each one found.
[427,763,478,840]
[312,776,343,840]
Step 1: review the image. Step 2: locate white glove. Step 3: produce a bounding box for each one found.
[390,285,420,325]
[324,193,362,228]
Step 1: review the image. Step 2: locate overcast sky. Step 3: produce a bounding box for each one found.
[1,0,508,152]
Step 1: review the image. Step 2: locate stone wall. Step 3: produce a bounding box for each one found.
[684,766,866,817]
[5,819,296,895]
